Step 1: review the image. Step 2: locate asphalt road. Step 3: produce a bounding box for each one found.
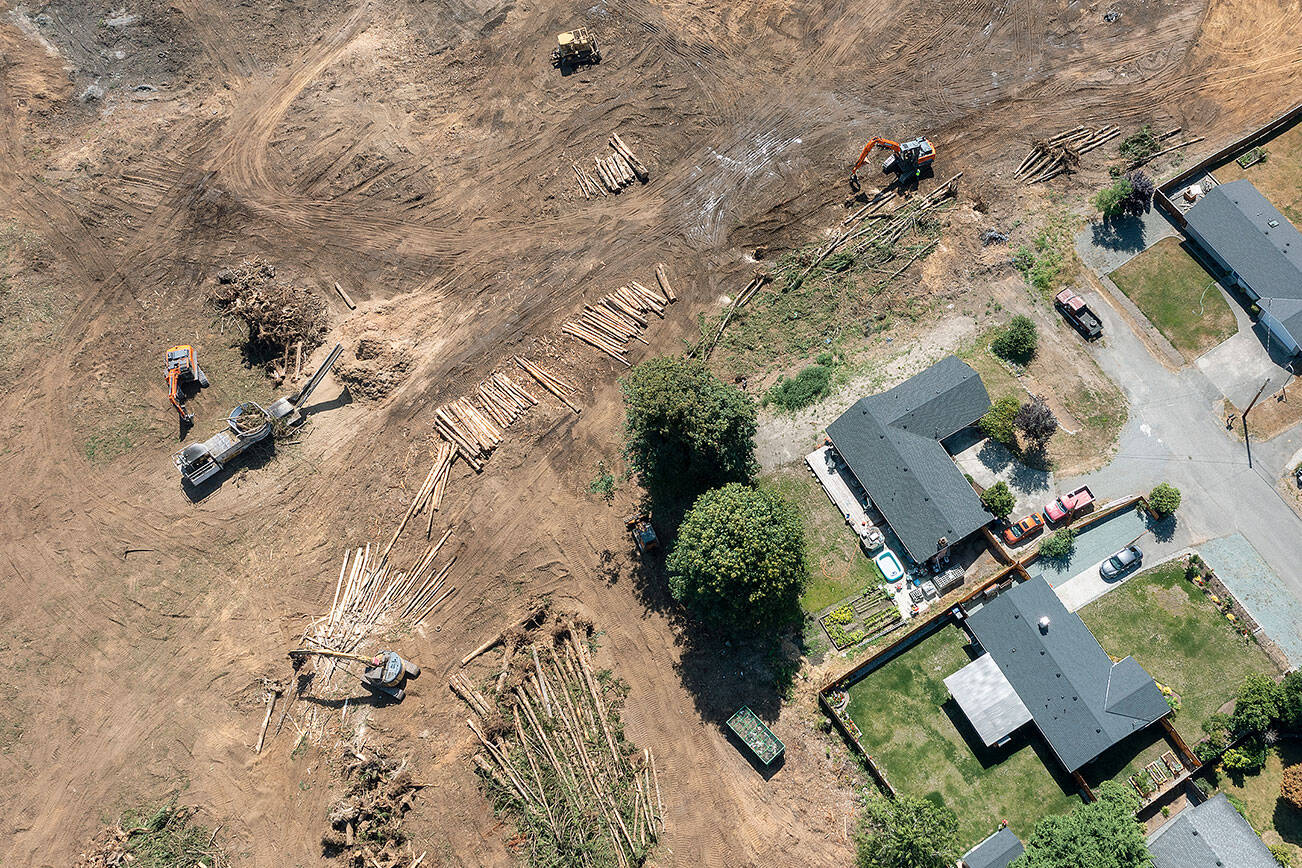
[1062,284,1302,605]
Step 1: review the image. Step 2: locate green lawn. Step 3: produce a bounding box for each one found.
[1078,560,1278,734]
[1211,743,1302,862]
[1108,236,1237,362]
[767,466,884,614]
[844,624,1081,849]
[1213,120,1302,226]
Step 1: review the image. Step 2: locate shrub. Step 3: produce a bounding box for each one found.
[1119,125,1160,162]
[1015,397,1058,446]
[1193,740,1222,764]
[667,483,808,633]
[1093,178,1134,218]
[991,316,1039,365]
[980,396,1021,447]
[1124,171,1155,215]
[1039,528,1076,560]
[980,481,1016,518]
[1148,482,1182,516]
[1012,780,1149,868]
[588,461,616,503]
[766,364,832,412]
[621,357,757,502]
[1271,842,1293,867]
[1222,739,1267,773]
[1282,671,1302,731]
[855,794,959,868]
[1203,712,1233,749]
[1282,764,1302,812]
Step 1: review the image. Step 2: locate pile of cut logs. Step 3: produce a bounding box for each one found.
[562,264,677,365]
[435,373,539,471]
[573,133,650,198]
[1016,125,1121,184]
[515,356,582,415]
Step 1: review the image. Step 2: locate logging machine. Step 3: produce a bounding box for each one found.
[850,135,936,186]
[289,647,420,702]
[164,345,209,424]
[551,27,601,68]
[172,343,344,486]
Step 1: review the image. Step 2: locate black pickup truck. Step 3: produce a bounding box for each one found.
[1055,288,1103,340]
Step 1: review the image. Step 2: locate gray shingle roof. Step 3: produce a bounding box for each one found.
[944,653,1033,746]
[1149,794,1276,868]
[1186,179,1302,342]
[963,577,1169,772]
[962,826,1024,868]
[826,356,991,562]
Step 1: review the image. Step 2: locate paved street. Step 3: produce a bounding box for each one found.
[1062,282,1302,615]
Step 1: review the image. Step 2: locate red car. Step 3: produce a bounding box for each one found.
[1045,486,1094,524]
[1003,512,1045,545]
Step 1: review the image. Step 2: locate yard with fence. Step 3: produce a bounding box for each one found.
[843,623,1081,848]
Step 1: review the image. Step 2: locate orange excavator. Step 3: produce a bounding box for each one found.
[850,135,936,186]
[165,345,209,424]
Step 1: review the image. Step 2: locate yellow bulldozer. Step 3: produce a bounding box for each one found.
[551,27,601,68]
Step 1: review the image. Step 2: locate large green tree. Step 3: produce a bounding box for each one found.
[854,794,959,868]
[666,483,807,632]
[1011,781,1148,868]
[1233,673,1283,735]
[620,357,757,501]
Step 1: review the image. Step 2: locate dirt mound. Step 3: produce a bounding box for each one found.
[322,749,421,866]
[209,258,328,367]
[334,335,413,400]
[77,804,228,868]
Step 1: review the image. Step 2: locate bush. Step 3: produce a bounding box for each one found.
[980,481,1016,518]
[1282,671,1302,731]
[1119,125,1160,162]
[1093,178,1134,218]
[980,396,1021,447]
[667,483,808,633]
[1222,739,1267,773]
[1271,842,1293,867]
[991,316,1039,365]
[1194,740,1222,764]
[1203,712,1233,749]
[855,794,958,868]
[1148,482,1182,516]
[1012,780,1149,868]
[1039,528,1076,560]
[1282,764,1302,812]
[1015,397,1058,446]
[621,357,757,502]
[1234,674,1284,735]
[1124,171,1155,215]
[766,364,832,412]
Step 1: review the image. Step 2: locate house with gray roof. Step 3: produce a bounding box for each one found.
[961,826,1024,868]
[1184,179,1302,355]
[950,576,1170,773]
[826,355,991,564]
[1148,794,1276,868]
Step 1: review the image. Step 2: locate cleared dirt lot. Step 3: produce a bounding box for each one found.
[1,0,1302,864]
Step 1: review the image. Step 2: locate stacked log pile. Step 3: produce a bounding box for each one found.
[1015,125,1121,183]
[434,372,539,471]
[456,608,663,868]
[573,132,650,198]
[562,276,676,365]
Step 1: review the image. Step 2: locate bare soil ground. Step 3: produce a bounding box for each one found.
[2,0,1302,865]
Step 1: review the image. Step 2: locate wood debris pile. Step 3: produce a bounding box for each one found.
[209,257,329,363]
[322,749,424,868]
[456,604,664,868]
[562,264,678,365]
[573,133,650,198]
[434,371,540,471]
[77,805,228,868]
[1015,125,1120,183]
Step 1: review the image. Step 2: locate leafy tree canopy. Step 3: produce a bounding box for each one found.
[981,481,1016,519]
[620,357,757,501]
[1015,397,1059,446]
[666,483,807,632]
[855,794,959,868]
[1039,527,1075,560]
[980,396,1021,447]
[1148,482,1181,516]
[1233,673,1283,735]
[1011,781,1149,868]
[991,316,1039,366]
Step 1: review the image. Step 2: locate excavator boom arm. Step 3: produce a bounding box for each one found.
[166,369,191,421]
[852,137,902,175]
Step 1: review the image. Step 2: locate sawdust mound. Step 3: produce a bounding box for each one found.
[322,749,420,866]
[209,258,328,366]
[334,335,413,400]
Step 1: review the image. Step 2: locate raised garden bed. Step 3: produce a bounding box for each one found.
[819,588,902,650]
[727,706,784,764]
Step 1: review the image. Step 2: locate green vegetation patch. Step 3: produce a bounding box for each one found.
[1108,237,1236,362]
[845,625,1081,848]
[1211,742,1302,864]
[1013,209,1079,297]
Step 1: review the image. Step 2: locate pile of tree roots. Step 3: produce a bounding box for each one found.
[323,749,422,867]
[210,258,328,366]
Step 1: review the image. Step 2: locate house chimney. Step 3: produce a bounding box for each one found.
[1038,616,1050,633]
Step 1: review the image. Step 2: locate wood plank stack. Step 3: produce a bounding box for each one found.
[577,132,651,197]
[562,279,675,365]
[515,356,582,415]
[379,442,454,562]
[434,372,539,471]
[1016,125,1121,184]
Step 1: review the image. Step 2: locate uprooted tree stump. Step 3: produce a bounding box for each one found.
[209,258,328,372]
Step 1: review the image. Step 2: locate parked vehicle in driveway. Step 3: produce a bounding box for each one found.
[1045,485,1094,523]
[1100,545,1143,579]
[1003,512,1045,545]
[1054,288,1103,340]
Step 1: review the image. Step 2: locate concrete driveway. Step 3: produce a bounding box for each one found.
[951,435,1053,517]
